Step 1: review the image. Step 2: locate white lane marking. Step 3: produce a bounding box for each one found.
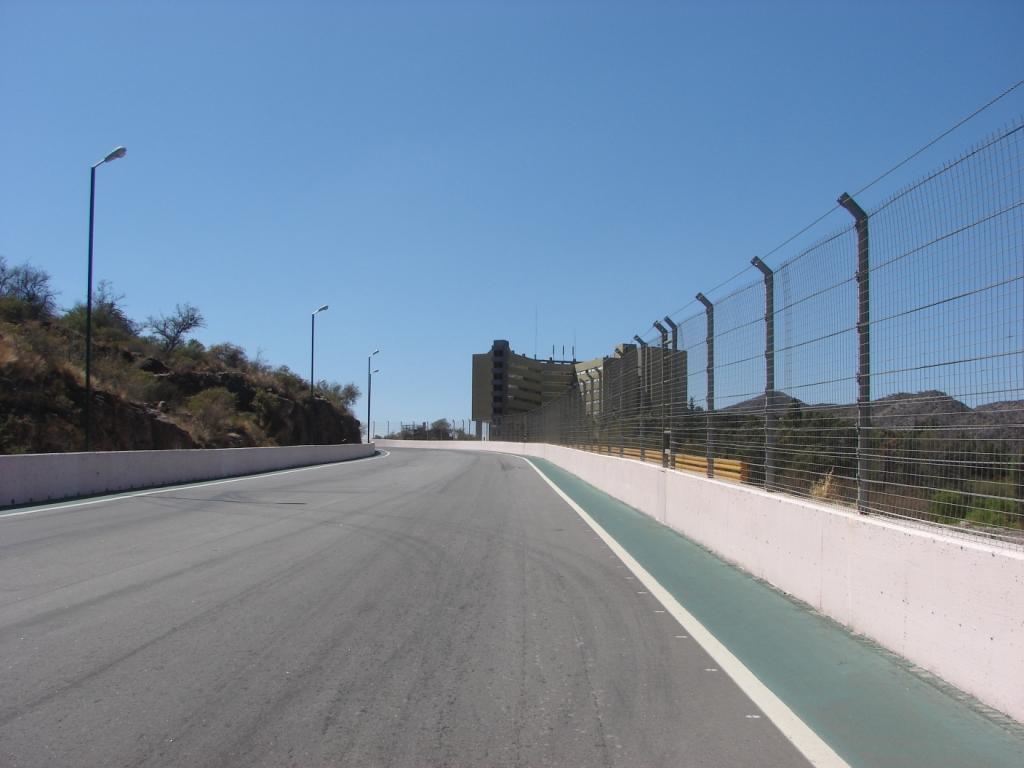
[520,456,849,768]
[0,450,391,519]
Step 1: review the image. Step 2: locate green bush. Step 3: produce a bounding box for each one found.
[93,357,153,402]
[209,343,248,370]
[141,377,180,405]
[929,490,968,523]
[252,389,280,428]
[930,490,1022,529]
[272,366,306,397]
[187,387,237,441]
[177,338,207,360]
[0,296,33,322]
[62,281,136,341]
[965,496,1021,529]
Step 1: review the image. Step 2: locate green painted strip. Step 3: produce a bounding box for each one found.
[529,457,1024,768]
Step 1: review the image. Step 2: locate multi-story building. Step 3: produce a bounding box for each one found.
[472,339,687,440]
[472,340,578,438]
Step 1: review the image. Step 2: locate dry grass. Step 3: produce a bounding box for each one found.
[809,468,843,502]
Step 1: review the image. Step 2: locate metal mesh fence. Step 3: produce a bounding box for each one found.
[497,120,1024,544]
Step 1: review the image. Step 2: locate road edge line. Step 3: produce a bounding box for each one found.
[520,455,849,768]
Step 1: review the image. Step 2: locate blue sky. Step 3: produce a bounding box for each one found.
[2,0,1022,432]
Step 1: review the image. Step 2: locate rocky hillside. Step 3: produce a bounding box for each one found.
[0,288,361,453]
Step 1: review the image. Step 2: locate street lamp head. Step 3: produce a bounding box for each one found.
[314,304,329,314]
[371,348,380,356]
[372,368,380,374]
[104,146,127,163]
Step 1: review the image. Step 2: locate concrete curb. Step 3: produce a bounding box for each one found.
[0,443,376,508]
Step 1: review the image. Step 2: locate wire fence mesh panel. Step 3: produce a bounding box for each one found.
[863,122,1024,536]
[770,228,860,507]
[709,280,767,484]
[676,313,708,467]
[493,120,1024,544]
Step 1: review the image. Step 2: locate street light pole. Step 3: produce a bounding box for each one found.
[310,304,328,397]
[84,146,127,451]
[367,349,380,442]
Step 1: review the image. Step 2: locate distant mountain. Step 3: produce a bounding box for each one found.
[869,390,972,428]
[975,400,1024,417]
[719,391,803,415]
[718,389,1023,446]
[973,400,1024,444]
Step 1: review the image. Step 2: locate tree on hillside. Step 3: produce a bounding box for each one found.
[0,256,58,319]
[62,280,137,339]
[146,303,205,352]
[209,343,248,370]
[318,381,360,410]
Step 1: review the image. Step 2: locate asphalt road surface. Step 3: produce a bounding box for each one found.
[0,448,811,767]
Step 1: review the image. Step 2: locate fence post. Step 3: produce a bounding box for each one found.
[696,293,715,478]
[751,256,776,490]
[654,320,670,459]
[574,380,582,449]
[654,321,670,468]
[839,192,871,515]
[634,335,648,462]
[581,370,589,448]
[614,354,622,456]
[589,370,598,448]
[663,316,679,469]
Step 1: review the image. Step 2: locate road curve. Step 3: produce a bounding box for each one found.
[0,447,809,767]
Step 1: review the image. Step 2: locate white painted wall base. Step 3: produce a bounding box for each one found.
[0,443,375,508]
[378,439,1024,725]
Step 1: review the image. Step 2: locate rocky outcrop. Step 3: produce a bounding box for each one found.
[85,390,195,451]
[0,369,194,453]
[253,390,361,446]
[137,356,170,375]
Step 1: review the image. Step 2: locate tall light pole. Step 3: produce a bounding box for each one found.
[84,146,127,451]
[367,349,380,442]
[310,304,328,396]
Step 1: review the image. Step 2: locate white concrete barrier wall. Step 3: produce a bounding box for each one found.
[0,443,375,507]
[379,439,1024,724]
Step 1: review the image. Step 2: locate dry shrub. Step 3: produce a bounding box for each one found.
[92,357,152,402]
[809,468,842,502]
